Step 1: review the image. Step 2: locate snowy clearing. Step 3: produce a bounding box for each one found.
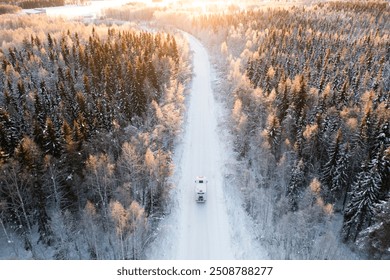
[23,1,127,18]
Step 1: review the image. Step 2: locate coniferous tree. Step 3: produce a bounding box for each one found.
[342,162,382,242]
[0,109,19,157]
[330,143,351,209]
[287,159,305,211]
[43,117,63,157]
[321,129,343,200]
[356,199,390,259]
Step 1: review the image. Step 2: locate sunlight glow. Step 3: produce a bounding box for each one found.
[34,0,251,19]
[181,0,241,14]
[149,0,241,11]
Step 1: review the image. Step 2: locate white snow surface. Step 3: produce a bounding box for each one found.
[23,1,128,18]
[146,33,267,259]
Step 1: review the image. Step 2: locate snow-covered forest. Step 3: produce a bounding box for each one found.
[189,1,389,259]
[0,15,191,259]
[103,0,389,259]
[0,0,389,260]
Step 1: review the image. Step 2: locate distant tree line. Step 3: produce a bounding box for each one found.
[0,18,190,259]
[1,0,65,9]
[190,1,389,259]
[0,4,21,14]
[1,0,89,10]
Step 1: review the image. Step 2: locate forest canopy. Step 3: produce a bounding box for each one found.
[0,15,191,259]
[185,1,389,259]
[0,0,388,260]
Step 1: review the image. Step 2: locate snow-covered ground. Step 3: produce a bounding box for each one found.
[146,33,267,259]
[23,0,128,18]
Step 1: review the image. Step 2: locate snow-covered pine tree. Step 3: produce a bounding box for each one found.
[275,76,290,123]
[356,199,390,259]
[0,108,19,157]
[321,129,343,200]
[342,162,382,242]
[263,112,282,160]
[42,117,63,157]
[133,57,147,118]
[287,159,305,211]
[330,143,351,210]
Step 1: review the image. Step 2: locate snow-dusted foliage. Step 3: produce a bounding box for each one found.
[0,16,191,259]
[187,1,389,259]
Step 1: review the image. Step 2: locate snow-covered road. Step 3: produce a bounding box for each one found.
[173,34,234,259]
[146,33,267,259]
[146,33,233,259]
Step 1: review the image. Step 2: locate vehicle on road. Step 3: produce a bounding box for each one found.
[195,176,207,202]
